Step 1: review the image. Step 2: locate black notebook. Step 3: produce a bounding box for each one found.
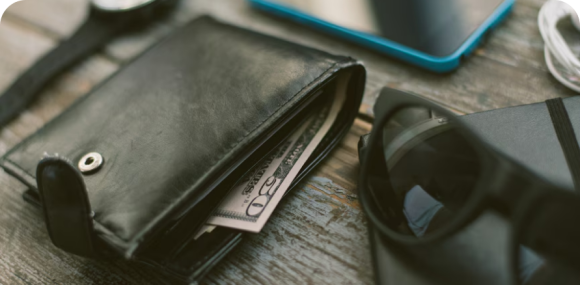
[362,95,580,285]
[461,96,580,190]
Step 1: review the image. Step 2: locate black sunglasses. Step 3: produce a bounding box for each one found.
[358,88,580,285]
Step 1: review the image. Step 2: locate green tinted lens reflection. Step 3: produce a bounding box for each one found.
[379,106,481,237]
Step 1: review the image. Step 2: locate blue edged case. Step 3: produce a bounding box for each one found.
[249,0,515,72]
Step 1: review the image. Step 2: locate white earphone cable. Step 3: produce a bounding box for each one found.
[539,0,580,92]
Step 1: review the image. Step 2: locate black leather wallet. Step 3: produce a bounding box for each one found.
[0,16,366,283]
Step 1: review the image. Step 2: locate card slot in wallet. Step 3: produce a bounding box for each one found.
[0,16,366,283]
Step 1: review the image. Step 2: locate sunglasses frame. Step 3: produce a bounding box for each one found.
[359,87,580,284]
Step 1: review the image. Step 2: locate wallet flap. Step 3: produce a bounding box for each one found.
[0,16,360,257]
[36,156,97,258]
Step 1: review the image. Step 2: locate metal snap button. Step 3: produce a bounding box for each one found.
[78,152,103,173]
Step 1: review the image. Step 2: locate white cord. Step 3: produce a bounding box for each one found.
[545,45,580,92]
[539,0,580,92]
[573,7,580,30]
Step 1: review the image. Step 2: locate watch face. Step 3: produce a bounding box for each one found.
[91,0,157,12]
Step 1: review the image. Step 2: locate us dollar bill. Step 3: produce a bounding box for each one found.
[205,85,346,233]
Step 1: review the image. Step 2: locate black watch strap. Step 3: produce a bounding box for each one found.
[0,15,121,128]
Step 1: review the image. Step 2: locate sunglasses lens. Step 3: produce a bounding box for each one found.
[372,106,482,237]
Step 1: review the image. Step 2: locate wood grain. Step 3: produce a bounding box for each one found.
[205,120,373,285]
[4,0,86,38]
[0,23,117,155]
[0,0,571,284]
[0,119,372,285]
[6,0,573,117]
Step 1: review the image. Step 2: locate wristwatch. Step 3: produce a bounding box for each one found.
[0,0,178,128]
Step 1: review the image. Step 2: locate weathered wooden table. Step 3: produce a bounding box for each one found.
[0,0,574,284]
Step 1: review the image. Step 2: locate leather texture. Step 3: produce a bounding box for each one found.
[0,0,179,129]
[37,156,98,258]
[359,96,580,285]
[1,16,366,283]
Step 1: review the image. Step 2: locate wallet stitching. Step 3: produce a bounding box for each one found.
[3,60,345,248]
